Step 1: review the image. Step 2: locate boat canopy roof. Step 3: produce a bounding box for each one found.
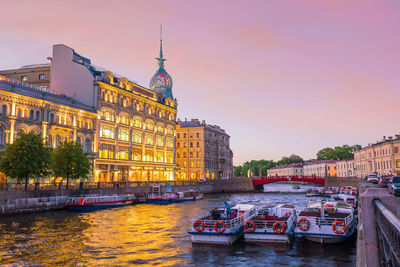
[232,204,255,211]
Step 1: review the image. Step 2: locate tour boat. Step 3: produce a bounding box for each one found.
[243,204,297,244]
[189,204,256,245]
[294,200,356,244]
[330,193,357,211]
[147,191,204,204]
[66,194,136,211]
[322,187,338,197]
[339,186,358,196]
[305,188,322,197]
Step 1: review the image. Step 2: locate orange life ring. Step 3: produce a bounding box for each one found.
[244,220,255,233]
[332,221,346,234]
[193,220,205,232]
[273,221,286,234]
[347,199,355,207]
[297,218,310,231]
[214,220,226,233]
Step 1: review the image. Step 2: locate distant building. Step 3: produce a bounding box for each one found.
[336,159,356,177]
[0,64,50,90]
[303,160,337,177]
[354,135,400,177]
[175,119,233,180]
[267,163,303,177]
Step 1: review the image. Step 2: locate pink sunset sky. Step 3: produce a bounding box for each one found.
[1,0,400,165]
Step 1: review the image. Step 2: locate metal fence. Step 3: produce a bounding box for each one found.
[0,180,216,192]
[374,199,400,267]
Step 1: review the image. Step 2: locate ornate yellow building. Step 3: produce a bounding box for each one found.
[0,41,177,182]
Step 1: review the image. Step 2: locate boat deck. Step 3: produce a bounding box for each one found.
[298,210,349,218]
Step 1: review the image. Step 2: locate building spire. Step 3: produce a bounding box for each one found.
[156,24,166,69]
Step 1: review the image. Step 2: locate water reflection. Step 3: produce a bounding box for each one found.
[0,192,356,266]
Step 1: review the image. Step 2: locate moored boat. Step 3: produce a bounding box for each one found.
[294,200,355,244]
[306,187,322,197]
[330,193,358,211]
[147,191,204,204]
[243,204,296,244]
[322,187,338,197]
[189,204,256,245]
[339,186,358,196]
[66,194,136,211]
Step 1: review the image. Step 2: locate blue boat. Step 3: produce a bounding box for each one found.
[66,194,136,211]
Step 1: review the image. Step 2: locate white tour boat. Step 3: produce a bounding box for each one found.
[66,194,136,211]
[189,204,256,245]
[339,186,358,196]
[305,187,322,197]
[294,200,356,244]
[243,204,297,244]
[330,193,358,211]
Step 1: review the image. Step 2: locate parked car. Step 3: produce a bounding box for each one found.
[388,176,400,196]
[367,173,379,184]
[378,175,393,187]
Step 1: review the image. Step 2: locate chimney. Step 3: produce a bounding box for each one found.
[202,120,206,125]
[388,136,393,140]
[184,118,187,122]
[396,134,400,139]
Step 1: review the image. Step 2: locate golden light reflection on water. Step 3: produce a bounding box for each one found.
[0,193,356,266]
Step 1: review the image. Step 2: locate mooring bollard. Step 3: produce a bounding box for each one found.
[7,182,12,192]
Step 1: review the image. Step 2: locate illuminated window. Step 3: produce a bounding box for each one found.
[134,117,142,128]
[132,148,142,161]
[144,150,153,161]
[21,76,27,82]
[166,138,173,148]
[120,115,129,125]
[101,110,115,122]
[146,121,154,131]
[132,131,142,143]
[157,125,164,133]
[99,144,114,159]
[156,152,163,162]
[145,134,154,145]
[118,128,129,141]
[100,125,115,139]
[156,136,164,147]
[166,152,173,163]
[118,146,129,160]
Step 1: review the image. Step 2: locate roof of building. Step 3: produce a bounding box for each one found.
[180,121,202,127]
[304,160,338,166]
[20,63,51,69]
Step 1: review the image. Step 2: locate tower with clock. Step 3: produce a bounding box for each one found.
[150,26,174,103]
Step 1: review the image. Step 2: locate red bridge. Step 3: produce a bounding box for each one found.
[252,176,325,187]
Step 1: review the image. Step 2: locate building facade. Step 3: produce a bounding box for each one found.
[267,163,303,177]
[354,135,400,178]
[0,41,178,182]
[336,159,355,177]
[0,64,50,90]
[303,160,337,177]
[175,119,233,180]
[0,75,97,180]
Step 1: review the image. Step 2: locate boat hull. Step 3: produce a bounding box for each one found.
[189,230,243,245]
[67,200,135,211]
[296,223,356,244]
[147,199,171,205]
[244,232,292,244]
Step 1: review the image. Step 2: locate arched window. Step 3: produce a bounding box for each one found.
[48,135,53,147]
[76,136,82,145]
[50,113,54,123]
[0,127,4,145]
[133,117,142,128]
[35,111,40,121]
[84,138,91,152]
[56,135,61,147]
[17,108,22,117]
[1,105,7,115]
[29,110,34,119]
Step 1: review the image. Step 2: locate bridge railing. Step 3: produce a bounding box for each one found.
[374,199,400,267]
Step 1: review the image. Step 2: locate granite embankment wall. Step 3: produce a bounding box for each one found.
[324,177,360,187]
[0,178,254,215]
[356,181,400,267]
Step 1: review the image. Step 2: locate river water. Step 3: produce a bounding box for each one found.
[0,190,356,266]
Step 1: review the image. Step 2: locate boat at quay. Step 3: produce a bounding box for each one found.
[243,204,297,244]
[66,194,136,211]
[189,204,256,245]
[294,200,356,244]
[147,191,204,204]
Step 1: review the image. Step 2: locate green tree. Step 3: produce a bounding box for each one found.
[316,147,336,160]
[234,166,243,177]
[277,154,303,165]
[0,133,51,189]
[51,141,91,189]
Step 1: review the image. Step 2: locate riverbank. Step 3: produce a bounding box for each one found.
[0,178,254,215]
